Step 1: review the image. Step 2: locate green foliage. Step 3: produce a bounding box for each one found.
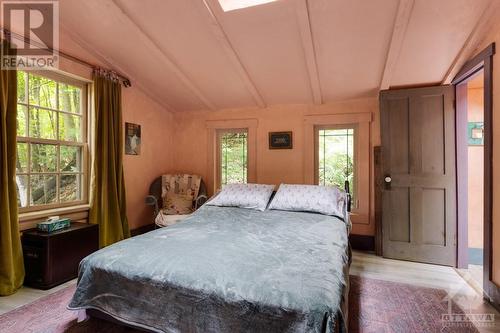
[221,132,247,186]
[15,71,84,208]
[318,129,356,202]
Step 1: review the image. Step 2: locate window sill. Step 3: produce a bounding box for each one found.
[19,204,90,231]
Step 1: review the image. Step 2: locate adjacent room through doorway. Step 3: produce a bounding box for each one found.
[464,71,485,290]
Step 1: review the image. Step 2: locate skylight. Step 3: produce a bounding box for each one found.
[218,0,278,12]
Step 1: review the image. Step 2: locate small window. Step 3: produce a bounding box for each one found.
[16,71,88,211]
[217,130,248,188]
[316,126,356,205]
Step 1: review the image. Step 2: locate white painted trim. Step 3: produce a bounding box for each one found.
[206,119,258,194]
[295,0,322,105]
[303,113,372,225]
[379,0,415,90]
[110,0,216,110]
[199,0,266,108]
[61,23,177,113]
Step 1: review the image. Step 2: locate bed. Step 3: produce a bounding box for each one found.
[68,197,351,332]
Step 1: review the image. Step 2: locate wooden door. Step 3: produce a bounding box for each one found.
[380,86,456,266]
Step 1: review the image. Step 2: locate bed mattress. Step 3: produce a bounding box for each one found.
[68,205,350,333]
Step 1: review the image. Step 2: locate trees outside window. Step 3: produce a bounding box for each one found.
[218,130,248,188]
[317,127,356,204]
[16,71,88,211]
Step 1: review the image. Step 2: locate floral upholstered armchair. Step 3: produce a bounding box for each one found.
[145,174,208,228]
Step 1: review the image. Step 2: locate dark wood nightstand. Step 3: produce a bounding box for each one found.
[22,223,99,289]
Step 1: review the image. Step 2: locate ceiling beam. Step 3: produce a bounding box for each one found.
[110,0,217,111]
[442,0,500,84]
[379,0,415,91]
[198,0,266,108]
[60,23,177,113]
[294,0,322,105]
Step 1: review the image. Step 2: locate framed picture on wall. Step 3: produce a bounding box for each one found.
[269,131,293,149]
[468,122,484,146]
[125,122,141,155]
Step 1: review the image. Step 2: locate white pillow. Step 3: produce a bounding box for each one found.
[206,183,275,211]
[268,184,346,217]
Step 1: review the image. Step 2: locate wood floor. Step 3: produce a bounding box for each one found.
[1,251,498,332]
[0,279,76,315]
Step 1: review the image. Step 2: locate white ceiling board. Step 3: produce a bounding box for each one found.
[390,0,491,87]
[59,0,206,112]
[114,0,258,110]
[209,0,314,104]
[310,0,400,100]
[15,0,494,112]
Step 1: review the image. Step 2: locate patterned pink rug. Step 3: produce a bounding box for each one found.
[0,276,480,332]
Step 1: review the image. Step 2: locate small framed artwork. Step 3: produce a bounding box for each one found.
[468,122,484,146]
[125,122,141,155]
[269,131,293,149]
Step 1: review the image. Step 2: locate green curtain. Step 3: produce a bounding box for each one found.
[90,73,130,247]
[0,40,25,296]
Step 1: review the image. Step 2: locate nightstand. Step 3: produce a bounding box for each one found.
[22,223,99,289]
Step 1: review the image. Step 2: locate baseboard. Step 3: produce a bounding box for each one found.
[130,224,155,237]
[349,234,375,251]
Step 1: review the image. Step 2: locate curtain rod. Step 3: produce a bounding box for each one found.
[1,29,132,87]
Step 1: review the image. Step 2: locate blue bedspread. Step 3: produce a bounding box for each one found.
[68,206,350,333]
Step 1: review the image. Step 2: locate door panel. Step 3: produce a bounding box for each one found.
[421,188,446,246]
[387,99,410,174]
[380,85,456,266]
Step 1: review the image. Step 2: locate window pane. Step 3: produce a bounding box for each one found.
[220,132,247,186]
[29,74,57,109]
[16,175,28,208]
[60,174,81,202]
[16,142,28,173]
[318,128,355,201]
[17,72,26,103]
[58,113,82,142]
[29,108,57,139]
[30,174,57,205]
[17,104,27,137]
[30,144,57,172]
[59,83,81,114]
[60,146,82,172]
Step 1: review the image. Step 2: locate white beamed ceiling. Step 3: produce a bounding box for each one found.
[49,0,497,111]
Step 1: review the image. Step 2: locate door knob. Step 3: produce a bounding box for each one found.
[384,176,392,183]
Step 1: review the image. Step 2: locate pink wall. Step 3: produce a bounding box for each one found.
[467,87,484,249]
[122,90,174,229]
[171,99,380,236]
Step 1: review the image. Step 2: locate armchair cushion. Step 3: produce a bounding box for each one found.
[155,213,188,227]
[163,193,194,215]
[161,174,202,203]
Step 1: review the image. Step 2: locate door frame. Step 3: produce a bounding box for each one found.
[452,43,498,307]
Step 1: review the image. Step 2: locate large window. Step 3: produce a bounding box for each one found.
[217,130,248,188]
[16,71,88,211]
[316,126,356,203]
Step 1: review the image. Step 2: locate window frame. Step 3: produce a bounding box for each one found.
[216,128,249,190]
[16,70,90,213]
[314,124,358,208]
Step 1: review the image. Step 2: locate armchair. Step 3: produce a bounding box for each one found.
[145,175,208,228]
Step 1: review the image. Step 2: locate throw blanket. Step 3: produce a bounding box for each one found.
[69,206,350,333]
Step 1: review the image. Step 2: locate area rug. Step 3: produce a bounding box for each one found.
[0,276,480,333]
[349,275,480,333]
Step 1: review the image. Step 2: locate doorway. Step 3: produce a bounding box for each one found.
[454,43,500,307]
[456,71,485,291]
